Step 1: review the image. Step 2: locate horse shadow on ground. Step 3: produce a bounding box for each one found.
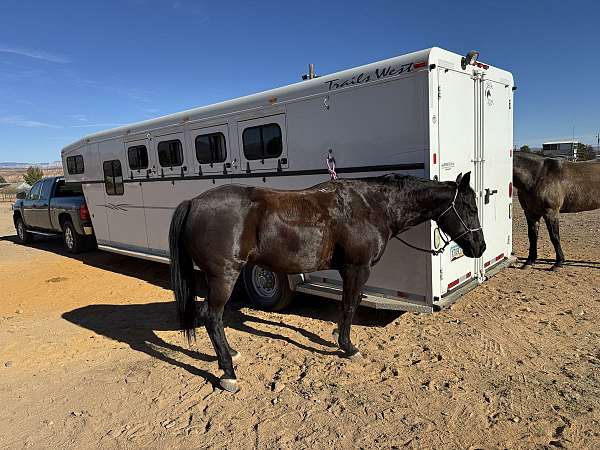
[0,234,401,387]
[515,256,600,270]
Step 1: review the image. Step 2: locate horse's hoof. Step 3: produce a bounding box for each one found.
[220,378,239,393]
[231,350,242,362]
[347,351,362,361]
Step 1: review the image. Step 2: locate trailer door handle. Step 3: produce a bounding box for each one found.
[484,188,498,204]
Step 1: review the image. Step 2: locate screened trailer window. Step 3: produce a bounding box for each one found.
[242,123,283,160]
[195,132,227,164]
[66,155,85,174]
[103,160,124,196]
[128,145,149,170]
[157,139,183,167]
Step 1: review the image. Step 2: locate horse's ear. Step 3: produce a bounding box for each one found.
[458,171,471,191]
[455,173,463,186]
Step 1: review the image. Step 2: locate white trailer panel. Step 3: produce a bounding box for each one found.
[62,47,514,312]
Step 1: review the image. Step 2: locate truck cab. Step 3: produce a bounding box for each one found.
[13,176,95,253]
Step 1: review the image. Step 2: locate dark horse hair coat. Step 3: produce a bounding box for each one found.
[169,173,485,392]
[513,151,600,268]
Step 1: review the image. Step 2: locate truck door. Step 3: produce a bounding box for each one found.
[22,180,43,228]
[479,79,512,272]
[437,68,477,295]
[31,178,54,229]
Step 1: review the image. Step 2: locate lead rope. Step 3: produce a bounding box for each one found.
[326,151,338,180]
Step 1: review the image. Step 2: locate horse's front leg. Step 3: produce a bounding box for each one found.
[543,211,565,269]
[337,265,371,359]
[523,214,541,267]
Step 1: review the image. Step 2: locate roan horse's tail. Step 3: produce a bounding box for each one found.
[169,200,196,343]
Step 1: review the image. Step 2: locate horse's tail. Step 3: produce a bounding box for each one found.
[169,199,196,343]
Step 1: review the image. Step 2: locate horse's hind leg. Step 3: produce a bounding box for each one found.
[543,211,565,269]
[204,271,241,393]
[524,215,541,267]
[337,265,371,359]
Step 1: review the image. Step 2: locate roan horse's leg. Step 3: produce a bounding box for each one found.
[337,265,371,359]
[524,215,541,266]
[543,211,565,269]
[204,271,241,393]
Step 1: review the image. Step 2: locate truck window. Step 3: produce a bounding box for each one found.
[66,155,85,174]
[39,179,54,200]
[195,132,227,164]
[157,139,183,167]
[27,181,43,200]
[242,123,282,160]
[54,180,83,197]
[103,160,124,195]
[128,145,149,170]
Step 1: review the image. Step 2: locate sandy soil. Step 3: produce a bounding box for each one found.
[1,199,599,449]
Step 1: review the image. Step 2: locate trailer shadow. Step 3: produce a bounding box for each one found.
[6,233,402,385]
[63,297,401,388]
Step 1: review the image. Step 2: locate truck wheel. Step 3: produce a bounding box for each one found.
[15,217,33,244]
[62,221,83,254]
[242,264,294,311]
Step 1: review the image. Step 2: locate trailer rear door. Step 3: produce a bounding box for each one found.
[479,79,512,272]
[437,68,477,295]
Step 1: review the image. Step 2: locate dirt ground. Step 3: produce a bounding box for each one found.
[1,199,599,450]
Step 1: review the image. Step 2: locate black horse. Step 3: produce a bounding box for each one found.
[513,152,600,269]
[169,172,485,392]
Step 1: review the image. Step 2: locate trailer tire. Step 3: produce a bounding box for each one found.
[15,217,33,244]
[242,265,294,311]
[62,221,84,254]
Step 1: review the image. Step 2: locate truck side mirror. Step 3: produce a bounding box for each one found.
[16,192,26,200]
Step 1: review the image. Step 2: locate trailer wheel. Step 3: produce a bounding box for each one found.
[15,217,33,244]
[62,221,84,254]
[242,265,294,311]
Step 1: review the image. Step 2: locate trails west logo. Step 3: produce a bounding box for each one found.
[325,62,414,91]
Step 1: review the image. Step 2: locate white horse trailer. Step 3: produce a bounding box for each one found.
[61,47,514,313]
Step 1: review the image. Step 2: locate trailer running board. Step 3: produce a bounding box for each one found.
[295,255,517,313]
[295,281,433,313]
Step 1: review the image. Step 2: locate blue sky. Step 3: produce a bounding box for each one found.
[1,0,599,162]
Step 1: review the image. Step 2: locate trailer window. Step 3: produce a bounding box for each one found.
[66,155,85,174]
[195,132,227,164]
[127,145,149,170]
[157,139,183,167]
[103,160,124,196]
[242,123,282,160]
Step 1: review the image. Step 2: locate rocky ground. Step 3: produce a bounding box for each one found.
[0,200,599,449]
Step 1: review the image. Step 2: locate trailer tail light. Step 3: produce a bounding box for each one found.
[79,203,90,221]
[509,182,513,198]
[510,148,512,157]
[433,153,437,165]
[414,61,427,69]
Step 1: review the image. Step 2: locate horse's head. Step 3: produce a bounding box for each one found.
[436,172,486,258]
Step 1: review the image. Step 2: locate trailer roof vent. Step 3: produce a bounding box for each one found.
[461,50,480,70]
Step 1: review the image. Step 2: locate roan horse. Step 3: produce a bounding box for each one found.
[169,172,485,392]
[513,151,600,269]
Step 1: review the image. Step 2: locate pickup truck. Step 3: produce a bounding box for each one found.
[12,176,95,253]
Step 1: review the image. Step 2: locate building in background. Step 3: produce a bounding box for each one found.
[541,141,578,160]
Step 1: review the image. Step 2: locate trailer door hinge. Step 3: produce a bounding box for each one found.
[440,268,443,279]
[509,99,512,110]
[438,86,441,99]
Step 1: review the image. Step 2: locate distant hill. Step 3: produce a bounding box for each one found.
[0,161,62,169]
